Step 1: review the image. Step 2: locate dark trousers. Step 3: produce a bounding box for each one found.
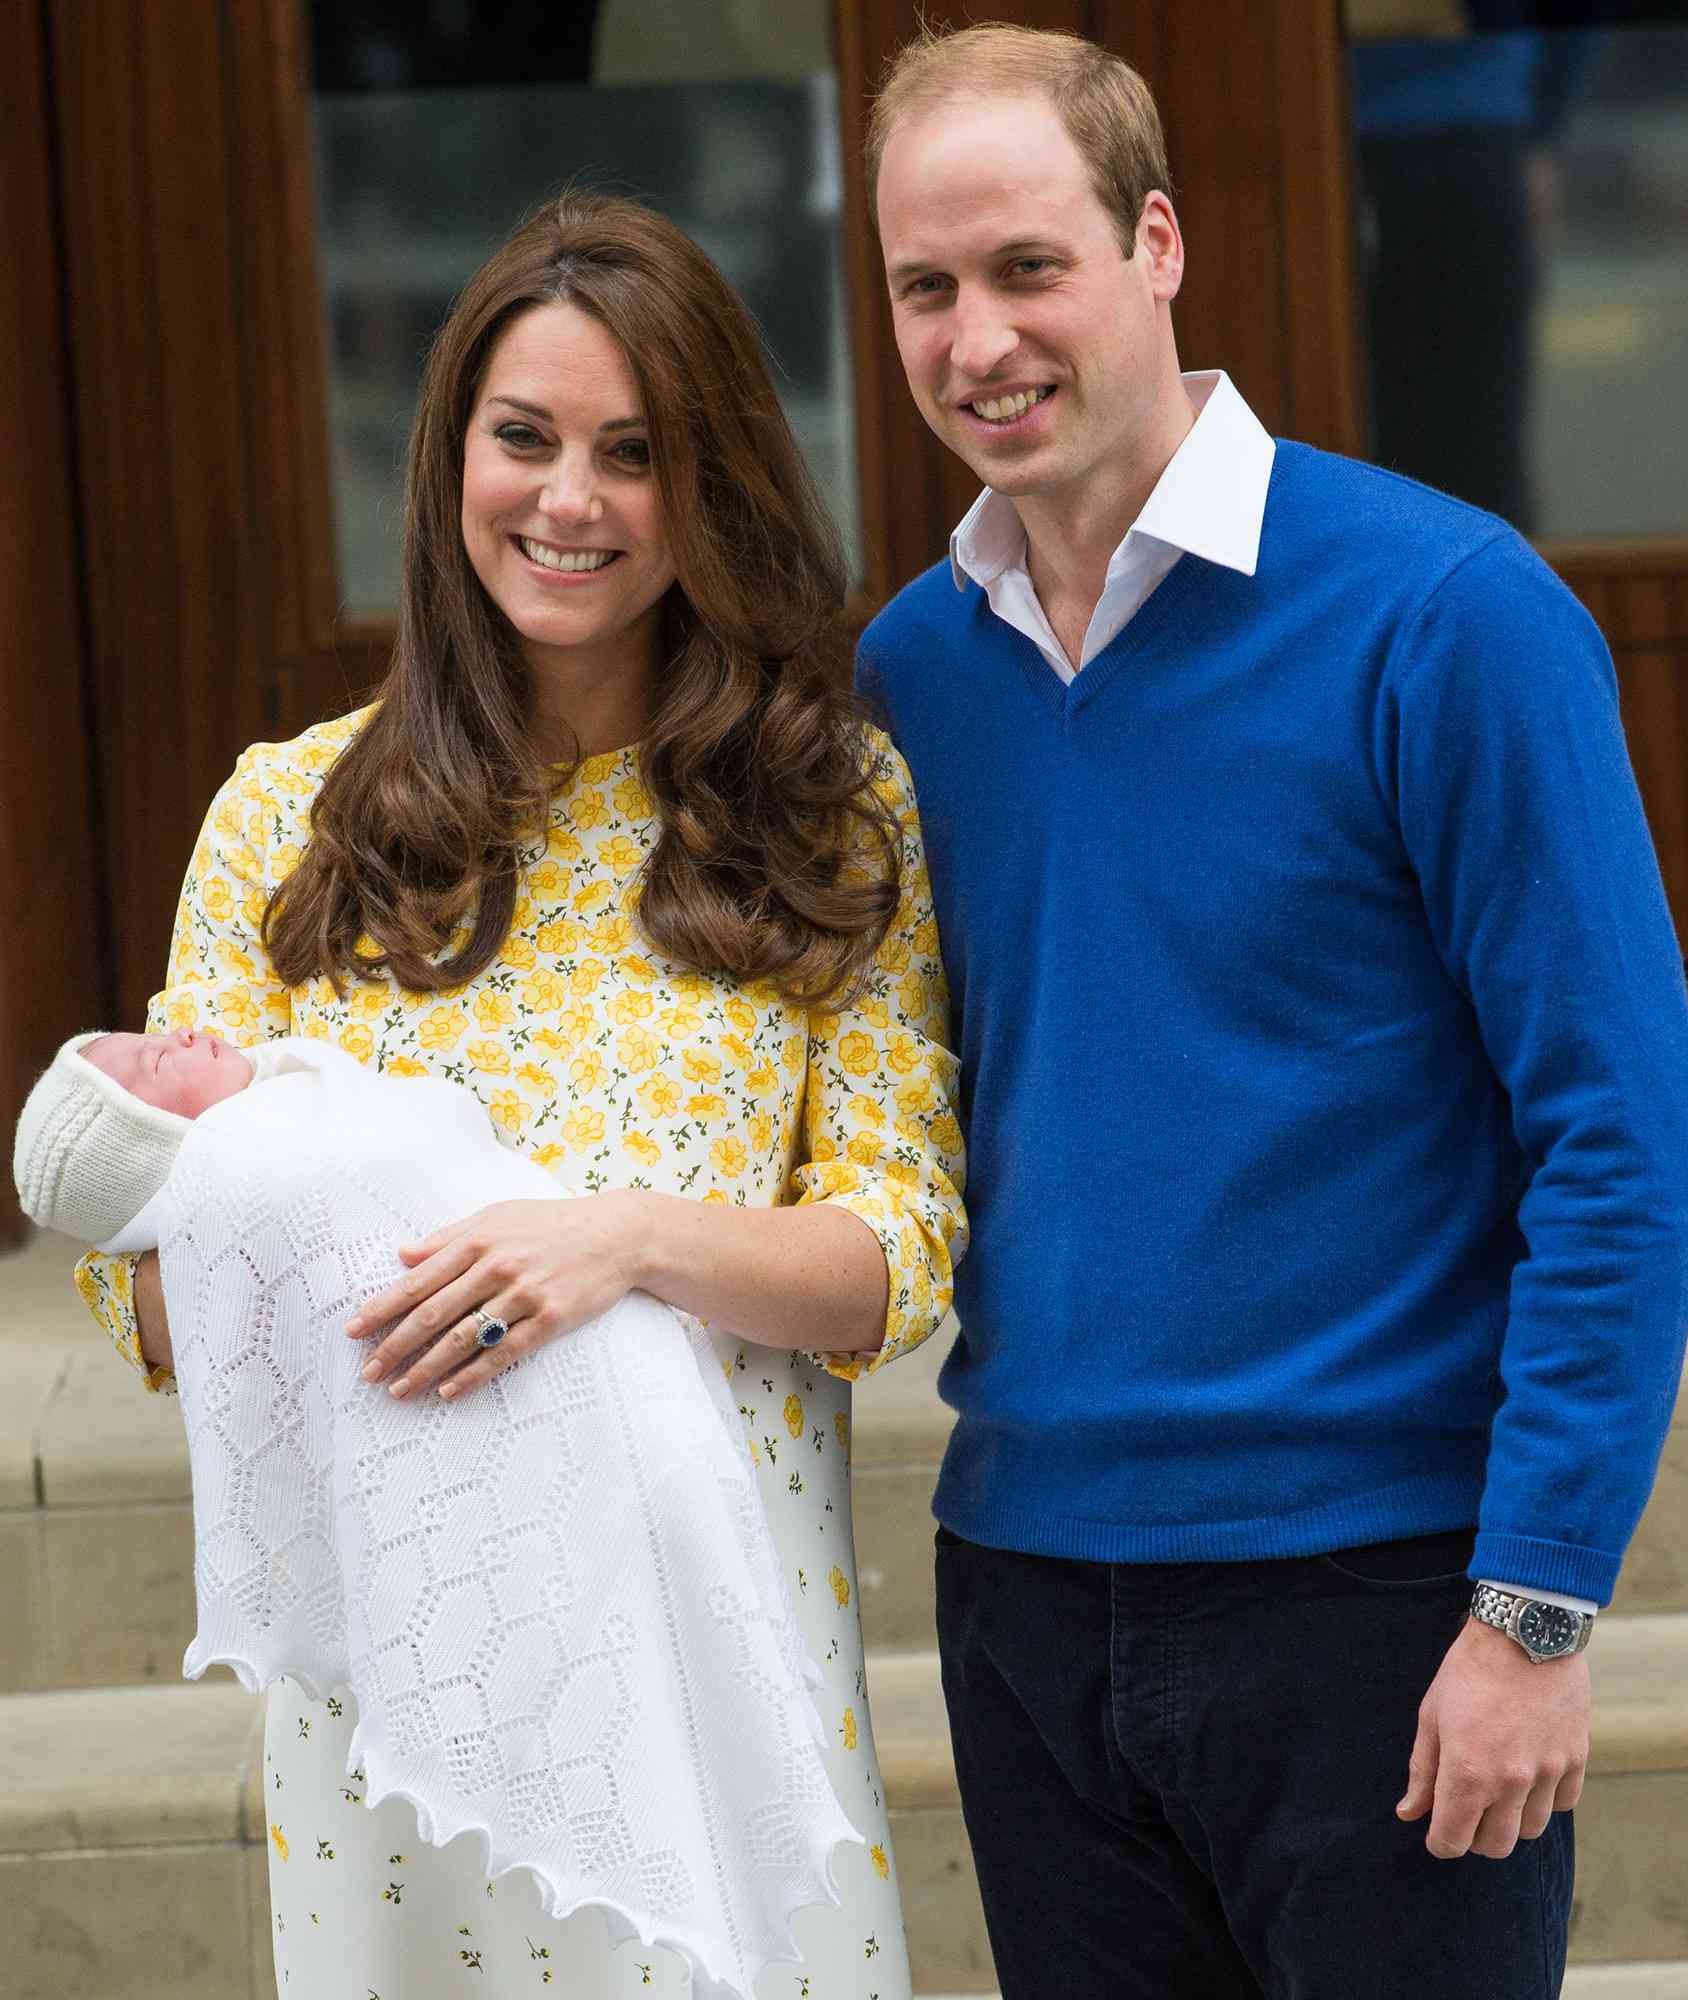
[934,1526,1573,1999]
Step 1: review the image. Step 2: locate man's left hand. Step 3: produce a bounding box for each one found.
[1397,1615,1589,1859]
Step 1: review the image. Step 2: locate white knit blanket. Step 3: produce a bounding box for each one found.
[110,1039,859,1999]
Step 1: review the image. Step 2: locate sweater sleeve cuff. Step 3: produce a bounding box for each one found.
[1471,1530,1619,1608]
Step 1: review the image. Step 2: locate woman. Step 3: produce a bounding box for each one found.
[75,190,965,1997]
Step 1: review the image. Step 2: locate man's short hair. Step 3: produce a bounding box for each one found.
[866,20,1171,257]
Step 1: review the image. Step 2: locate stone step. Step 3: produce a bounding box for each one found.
[4,1617,1687,1998]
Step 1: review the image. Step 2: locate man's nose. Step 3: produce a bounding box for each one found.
[949,290,1020,382]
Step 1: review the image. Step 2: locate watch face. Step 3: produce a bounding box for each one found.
[1516,1600,1579,1658]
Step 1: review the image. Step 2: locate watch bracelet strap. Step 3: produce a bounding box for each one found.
[1470,1582,1594,1653]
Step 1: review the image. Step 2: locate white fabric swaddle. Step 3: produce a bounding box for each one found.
[103,1038,860,2000]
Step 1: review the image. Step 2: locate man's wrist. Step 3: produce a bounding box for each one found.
[1476,1577,1598,1617]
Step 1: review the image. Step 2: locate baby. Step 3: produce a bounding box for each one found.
[14,1027,857,1998]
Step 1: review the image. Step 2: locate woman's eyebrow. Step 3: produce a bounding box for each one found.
[487,396,645,434]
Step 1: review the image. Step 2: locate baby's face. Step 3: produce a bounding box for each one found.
[85,1029,254,1118]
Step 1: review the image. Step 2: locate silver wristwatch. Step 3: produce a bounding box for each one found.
[1470,1584,1593,1663]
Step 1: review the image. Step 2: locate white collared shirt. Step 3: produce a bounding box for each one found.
[946,371,1598,1621]
[948,369,1276,680]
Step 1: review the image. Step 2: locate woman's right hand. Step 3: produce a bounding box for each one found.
[134,1249,174,1374]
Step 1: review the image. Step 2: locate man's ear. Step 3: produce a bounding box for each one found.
[1138,191,1185,305]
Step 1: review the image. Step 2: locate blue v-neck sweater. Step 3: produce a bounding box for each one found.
[859,444,1688,1603]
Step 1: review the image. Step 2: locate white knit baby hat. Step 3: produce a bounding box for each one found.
[12,1034,192,1244]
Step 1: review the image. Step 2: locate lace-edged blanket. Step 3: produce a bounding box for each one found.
[114,1039,861,2000]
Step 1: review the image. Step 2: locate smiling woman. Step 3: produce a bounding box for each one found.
[67,186,965,2000]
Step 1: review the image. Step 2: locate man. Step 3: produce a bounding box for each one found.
[857,23,1688,1999]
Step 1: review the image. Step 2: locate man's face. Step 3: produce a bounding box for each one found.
[876,91,1181,511]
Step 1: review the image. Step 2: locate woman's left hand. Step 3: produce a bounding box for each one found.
[346,1194,650,1402]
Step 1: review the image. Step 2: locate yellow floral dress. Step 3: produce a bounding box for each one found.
[76,708,966,1998]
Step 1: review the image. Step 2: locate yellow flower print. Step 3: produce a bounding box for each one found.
[530,1143,567,1170]
[75,1263,101,1316]
[527,1027,568,1054]
[876,933,912,975]
[895,1076,936,1116]
[272,843,303,883]
[913,1267,932,1312]
[886,1159,920,1189]
[338,1023,374,1062]
[350,985,387,1020]
[710,1136,748,1177]
[270,1824,290,1862]
[784,1394,803,1438]
[931,1112,963,1157]
[617,1026,660,1074]
[812,1012,840,1041]
[834,1411,850,1455]
[849,1094,886,1128]
[547,826,583,861]
[720,1033,755,1071]
[898,970,932,1020]
[870,1844,889,1880]
[610,988,654,1024]
[535,919,586,955]
[202,877,234,921]
[661,1004,702,1038]
[385,1055,428,1078]
[748,1112,773,1152]
[702,1188,729,1206]
[571,790,611,830]
[578,752,620,785]
[619,953,658,985]
[224,842,261,884]
[562,1107,606,1153]
[893,1114,924,1148]
[515,1062,557,1098]
[242,885,269,929]
[671,972,711,1002]
[216,989,260,1033]
[624,1131,661,1168]
[613,775,653,817]
[590,912,634,952]
[723,996,756,1038]
[829,1565,850,1608]
[215,940,258,982]
[781,1034,806,1073]
[600,834,642,875]
[301,1018,331,1040]
[914,916,940,955]
[569,958,609,996]
[557,1006,595,1047]
[687,1093,727,1120]
[163,994,200,1031]
[837,1033,878,1079]
[490,1090,530,1134]
[683,1050,722,1086]
[570,1050,608,1093]
[527,860,565,897]
[744,1064,779,1099]
[503,934,538,971]
[810,1135,838,1163]
[521,969,568,1014]
[638,1074,681,1119]
[473,989,515,1030]
[815,1163,863,1198]
[467,1039,512,1075]
[418,1005,468,1051]
[829,1353,863,1381]
[860,995,891,1030]
[846,1133,881,1169]
[840,1707,858,1751]
[884,1031,920,1076]
[109,1260,133,1308]
[511,895,534,929]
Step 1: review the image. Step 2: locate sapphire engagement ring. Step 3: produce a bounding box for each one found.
[471,1307,508,1349]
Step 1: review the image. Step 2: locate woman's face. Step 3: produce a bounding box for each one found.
[461,302,677,692]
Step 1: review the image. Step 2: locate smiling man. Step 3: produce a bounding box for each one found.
[857,23,1688,2000]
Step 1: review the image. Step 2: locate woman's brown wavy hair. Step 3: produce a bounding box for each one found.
[265,189,899,1010]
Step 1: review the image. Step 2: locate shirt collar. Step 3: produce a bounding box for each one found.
[949,370,1276,591]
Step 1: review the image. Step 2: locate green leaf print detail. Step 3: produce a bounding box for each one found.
[384,1881,404,1905]
[316,1838,335,1861]
[459,1949,483,1970]
[297,1716,311,1739]
[326,1696,344,1718]
[525,1940,551,1961]
[865,1933,881,1957]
